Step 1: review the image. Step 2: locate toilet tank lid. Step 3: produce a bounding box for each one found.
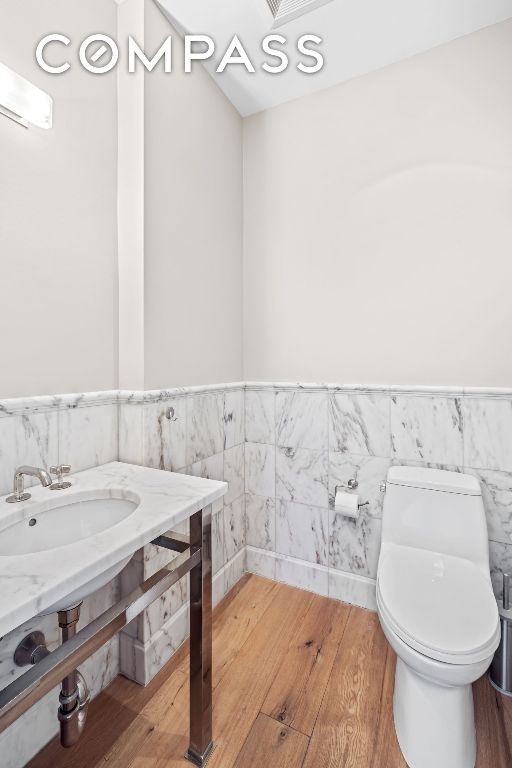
[387,466,481,496]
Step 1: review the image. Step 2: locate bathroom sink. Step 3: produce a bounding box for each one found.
[0,496,138,556]
[0,492,139,613]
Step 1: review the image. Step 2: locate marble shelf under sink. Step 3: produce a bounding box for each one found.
[0,461,227,637]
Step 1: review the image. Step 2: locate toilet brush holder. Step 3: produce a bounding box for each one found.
[490,573,512,697]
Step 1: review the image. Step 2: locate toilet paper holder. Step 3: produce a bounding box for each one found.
[334,480,369,510]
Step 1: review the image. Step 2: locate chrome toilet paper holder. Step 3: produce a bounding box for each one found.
[334,480,369,510]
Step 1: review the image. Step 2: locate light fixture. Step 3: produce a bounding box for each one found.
[0,62,53,129]
[266,0,334,27]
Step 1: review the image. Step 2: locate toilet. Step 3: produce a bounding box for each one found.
[377,466,500,768]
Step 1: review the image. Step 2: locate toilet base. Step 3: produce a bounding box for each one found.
[393,657,476,768]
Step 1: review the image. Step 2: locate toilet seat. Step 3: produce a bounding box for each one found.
[377,544,500,665]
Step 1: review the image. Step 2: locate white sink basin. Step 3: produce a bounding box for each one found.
[0,496,138,556]
[0,491,139,613]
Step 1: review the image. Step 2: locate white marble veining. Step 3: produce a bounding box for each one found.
[245,494,275,551]
[463,398,512,472]
[118,402,144,466]
[59,404,118,472]
[186,392,224,465]
[245,389,275,444]
[143,398,187,472]
[245,546,277,581]
[276,500,328,565]
[276,391,328,450]
[0,461,226,637]
[276,447,328,508]
[329,454,391,517]
[212,508,225,575]
[329,392,390,456]
[466,468,512,545]
[224,444,244,505]
[224,389,244,449]
[0,411,59,496]
[245,442,275,497]
[390,395,464,466]
[328,569,377,611]
[223,496,245,562]
[187,452,224,514]
[224,548,246,593]
[329,511,382,579]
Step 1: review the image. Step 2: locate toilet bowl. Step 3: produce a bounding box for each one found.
[377,467,500,768]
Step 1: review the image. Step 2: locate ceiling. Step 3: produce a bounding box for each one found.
[155,0,512,116]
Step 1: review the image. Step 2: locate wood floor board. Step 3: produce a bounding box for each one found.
[302,608,389,768]
[27,576,512,768]
[261,594,351,736]
[232,713,309,768]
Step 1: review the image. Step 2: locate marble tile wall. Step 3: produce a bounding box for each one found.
[245,384,512,608]
[118,385,246,685]
[0,393,120,767]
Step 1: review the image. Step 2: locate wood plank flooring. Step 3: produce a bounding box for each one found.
[29,575,512,768]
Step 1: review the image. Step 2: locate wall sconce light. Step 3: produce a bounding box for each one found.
[0,62,53,129]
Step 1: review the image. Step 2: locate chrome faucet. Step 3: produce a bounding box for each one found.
[6,465,53,503]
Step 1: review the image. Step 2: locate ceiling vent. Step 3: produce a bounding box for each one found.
[266,0,334,27]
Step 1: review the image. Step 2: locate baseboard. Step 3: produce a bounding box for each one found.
[245,546,377,611]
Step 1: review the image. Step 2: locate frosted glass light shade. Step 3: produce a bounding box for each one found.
[0,62,52,129]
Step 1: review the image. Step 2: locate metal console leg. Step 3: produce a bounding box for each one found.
[186,507,214,767]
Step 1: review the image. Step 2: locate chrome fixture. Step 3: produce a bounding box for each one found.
[14,632,50,667]
[50,464,72,491]
[347,478,358,490]
[334,479,369,510]
[489,573,512,697]
[58,605,90,747]
[6,465,52,503]
[0,510,214,765]
[165,406,176,421]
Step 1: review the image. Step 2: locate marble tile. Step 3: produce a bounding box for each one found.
[245,442,275,497]
[224,548,246,594]
[276,391,328,450]
[245,389,275,444]
[187,452,225,514]
[186,392,224,465]
[276,447,328,508]
[58,404,118,473]
[245,546,277,581]
[212,568,226,607]
[275,554,329,597]
[329,512,382,579]
[489,541,512,599]
[390,395,464,466]
[0,613,59,690]
[276,500,328,565]
[224,496,246,562]
[329,392,390,457]
[463,398,512,471]
[0,411,59,496]
[245,494,275,550]
[224,389,244,449]
[124,604,189,685]
[224,443,244,505]
[143,398,187,472]
[118,402,144,465]
[464,468,512,545]
[329,454,391,517]
[328,569,377,611]
[0,689,59,768]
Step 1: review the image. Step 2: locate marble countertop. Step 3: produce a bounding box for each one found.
[0,462,227,637]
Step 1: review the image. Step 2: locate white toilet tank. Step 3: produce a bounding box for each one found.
[382,466,490,569]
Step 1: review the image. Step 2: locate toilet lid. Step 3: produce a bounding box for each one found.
[377,544,500,664]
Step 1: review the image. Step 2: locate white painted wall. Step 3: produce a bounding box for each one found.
[0,0,118,398]
[243,21,512,386]
[143,0,244,389]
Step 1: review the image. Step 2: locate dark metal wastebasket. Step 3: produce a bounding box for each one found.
[489,573,512,697]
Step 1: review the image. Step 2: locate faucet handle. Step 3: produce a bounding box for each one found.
[49,464,72,491]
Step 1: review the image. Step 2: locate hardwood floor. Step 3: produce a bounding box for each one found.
[29,575,512,768]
